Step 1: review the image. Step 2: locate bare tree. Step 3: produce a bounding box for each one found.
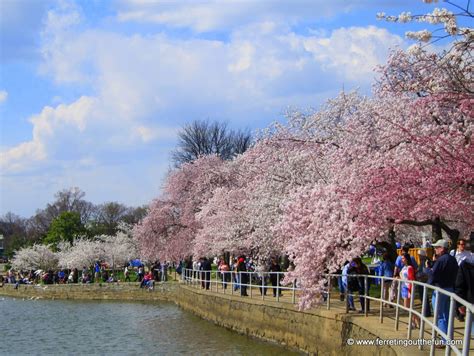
[96,202,129,235]
[171,120,252,166]
[0,212,29,256]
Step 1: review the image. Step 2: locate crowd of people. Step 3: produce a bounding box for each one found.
[2,236,472,347]
[179,237,473,348]
[0,259,173,289]
[181,255,285,297]
[351,238,473,347]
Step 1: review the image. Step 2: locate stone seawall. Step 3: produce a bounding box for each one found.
[174,285,397,356]
[0,283,399,355]
[0,282,175,302]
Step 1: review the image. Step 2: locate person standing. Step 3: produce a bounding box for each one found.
[269,258,282,297]
[450,239,471,266]
[94,261,101,283]
[353,257,371,313]
[124,265,131,282]
[237,257,249,296]
[415,250,432,317]
[160,261,168,282]
[342,261,355,311]
[256,263,269,296]
[450,238,472,321]
[200,257,211,290]
[218,257,230,289]
[428,239,459,346]
[455,253,474,337]
[379,253,394,307]
[137,265,144,282]
[400,253,419,328]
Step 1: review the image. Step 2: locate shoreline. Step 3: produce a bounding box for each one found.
[0,282,406,355]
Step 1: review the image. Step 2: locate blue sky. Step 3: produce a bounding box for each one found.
[0,0,444,217]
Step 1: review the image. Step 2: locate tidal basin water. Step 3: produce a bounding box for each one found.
[1,296,299,355]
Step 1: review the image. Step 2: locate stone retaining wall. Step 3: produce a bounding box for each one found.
[0,282,174,302]
[174,285,397,356]
[0,283,397,355]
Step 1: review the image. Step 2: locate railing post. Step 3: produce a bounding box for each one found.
[407,280,415,338]
[231,271,234,296]
[430,289,440,356]
[462,309,472,356]
[379,276,384,323]
[249,271,252,299]
[326,276,331,310]
[364,275,368,317]
[277,272,280,302]
[262,274,265,301]
[446,295,456,356]
[345,279,349,313]
[419,284,427,349]
[395,279,401,331]
[239,271,242,297]
[223,271,226,294]
[292,279,296,304]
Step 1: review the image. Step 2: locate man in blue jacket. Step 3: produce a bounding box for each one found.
[428,239,458,346]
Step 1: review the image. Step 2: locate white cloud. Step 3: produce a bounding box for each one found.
[4,2,407,175]
[115,0,358,32]
[303,26,404,81]
[2,1,412,216]
[0,96,96,173]
[0,90,8,104]
[132,125,178,143]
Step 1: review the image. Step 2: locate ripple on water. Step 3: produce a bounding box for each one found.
[0,297,301,355]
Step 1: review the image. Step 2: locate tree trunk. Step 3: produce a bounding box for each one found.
[432,217,442,242]
[224,251,230,265]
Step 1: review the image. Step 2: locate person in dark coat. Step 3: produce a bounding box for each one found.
[455,255,474,337]
[237,256,249,296]
[269,257,282,297]
[200,257,212,290]
[352,257,371,313]
[429,239,459,344]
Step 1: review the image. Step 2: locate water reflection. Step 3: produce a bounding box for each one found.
[1,297,300,355]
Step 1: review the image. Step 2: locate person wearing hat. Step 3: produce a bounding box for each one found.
[237,256,249,296]
[428,239,458,346]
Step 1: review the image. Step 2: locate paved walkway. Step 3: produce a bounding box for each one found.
[182,279,473,356]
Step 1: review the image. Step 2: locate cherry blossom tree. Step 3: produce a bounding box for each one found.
[98,224,138,269]
[57,238,103,269]
[132,0,473,309]
[57,223,138,269]
[11,244,58,271]
[133,155,233,261]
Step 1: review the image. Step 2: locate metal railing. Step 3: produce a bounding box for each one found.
[181,268,473,356]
